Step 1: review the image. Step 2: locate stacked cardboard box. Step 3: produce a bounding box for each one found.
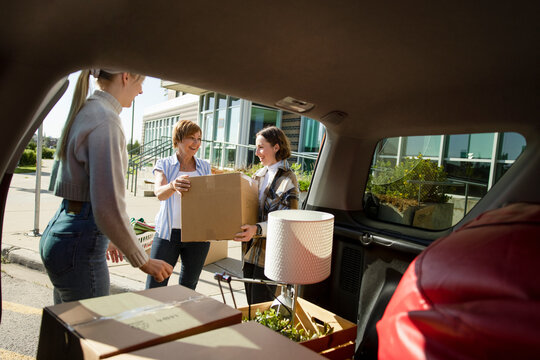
[37,286,241,360]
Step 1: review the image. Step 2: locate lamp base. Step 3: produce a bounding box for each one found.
[270,284,294,318]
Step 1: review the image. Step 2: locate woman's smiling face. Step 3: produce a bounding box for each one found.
[255,135,279,166]
[178,131,202,156]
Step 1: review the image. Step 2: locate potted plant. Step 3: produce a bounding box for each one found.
[366,155,453,229]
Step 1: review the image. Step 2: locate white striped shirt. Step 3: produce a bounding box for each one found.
[153,154,211,240]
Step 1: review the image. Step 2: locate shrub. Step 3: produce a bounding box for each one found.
[237,162,312,192]
[19,149,36,166]
[42,147,55,159]
[27,141,37,151]
[366,154,450,210]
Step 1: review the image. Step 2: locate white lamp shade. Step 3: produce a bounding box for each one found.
[264,210,334,285]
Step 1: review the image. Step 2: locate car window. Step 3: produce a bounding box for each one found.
[364,132,526,230]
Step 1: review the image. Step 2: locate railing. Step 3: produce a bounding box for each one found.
[127,136,172,196]
[200,139,318,172]
[127,138,319,196]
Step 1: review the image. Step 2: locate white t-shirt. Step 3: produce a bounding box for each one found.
[171,170,198,229]
[259,161,282,202]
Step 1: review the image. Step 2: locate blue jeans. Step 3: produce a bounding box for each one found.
[39,200,109,304]
[146,229,210,290]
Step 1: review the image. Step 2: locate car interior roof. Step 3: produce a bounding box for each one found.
[2,1,539,222]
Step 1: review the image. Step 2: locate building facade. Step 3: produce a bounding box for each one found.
[142,83,324,171]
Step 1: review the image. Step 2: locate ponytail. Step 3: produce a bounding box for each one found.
[56,70,91,160]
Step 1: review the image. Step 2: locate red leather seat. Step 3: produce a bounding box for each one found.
[376,203,540,359]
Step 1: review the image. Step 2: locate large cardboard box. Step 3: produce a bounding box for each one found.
[37,285,242,360]
[181,173,258,242]
[239,297,357,360]
[109,322,325,359]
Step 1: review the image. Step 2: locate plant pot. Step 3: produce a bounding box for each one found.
[377,203,418,226]
[412,202,454,230]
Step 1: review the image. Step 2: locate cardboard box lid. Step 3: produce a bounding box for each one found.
[181,173,258,241]
[109,321,326,359]
[43,285,241,358]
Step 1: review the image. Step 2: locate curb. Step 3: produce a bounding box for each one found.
[1,245,142,295]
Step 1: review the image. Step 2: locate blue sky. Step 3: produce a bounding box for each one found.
[42,72,168,142]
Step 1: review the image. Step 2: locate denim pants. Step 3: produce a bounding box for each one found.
[146,229,210,290]
[39,199,109,304]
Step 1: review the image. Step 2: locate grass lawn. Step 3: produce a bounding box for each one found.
[14,166,36,173]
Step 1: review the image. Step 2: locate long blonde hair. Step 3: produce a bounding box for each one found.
[56,70,144,160]
[56,70,91,160]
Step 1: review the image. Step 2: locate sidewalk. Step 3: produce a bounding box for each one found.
[1,160,248,308]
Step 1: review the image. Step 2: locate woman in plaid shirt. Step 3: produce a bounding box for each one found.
[234,126,299,304]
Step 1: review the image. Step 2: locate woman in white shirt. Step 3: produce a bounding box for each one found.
[146,120,212,290]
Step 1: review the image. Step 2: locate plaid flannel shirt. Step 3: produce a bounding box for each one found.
[242,161,299,267]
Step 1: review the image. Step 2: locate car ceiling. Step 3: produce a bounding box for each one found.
[1,1,539,215]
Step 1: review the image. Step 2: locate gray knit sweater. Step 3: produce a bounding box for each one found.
[50,90,148,267]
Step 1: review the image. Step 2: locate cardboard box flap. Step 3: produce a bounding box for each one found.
[109,322,325,359]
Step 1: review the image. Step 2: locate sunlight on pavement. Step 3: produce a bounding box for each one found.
[0,349,35,360]
[2,301,42,316]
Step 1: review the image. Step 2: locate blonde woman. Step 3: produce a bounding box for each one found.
[146,120,211,290]
[40,69,173,304]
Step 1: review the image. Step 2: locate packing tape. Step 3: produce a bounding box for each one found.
[68,295,210,330]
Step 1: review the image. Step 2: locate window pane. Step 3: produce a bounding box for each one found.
[403,136,440,157]
[499,132,526,160]
[469,133,493,159]
[216,109,226,142]
[227,107,240,144]
[301,117,324,152]
[204,93,215,111]
[446,134,469,158]
[217,93,227,109]
[228,97,240,107]
[379,137,399,156]
[249,107,278,144]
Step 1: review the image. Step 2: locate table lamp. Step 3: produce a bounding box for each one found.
[264,209,334,325]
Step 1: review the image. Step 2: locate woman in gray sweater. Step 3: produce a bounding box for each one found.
[40,69,172,304]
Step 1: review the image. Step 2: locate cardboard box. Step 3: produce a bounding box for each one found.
[181,173,259,242]
[239,297,357,360]
[203,241,228,266]
[135,232,227,265]
[37,285,242,360]
[108,322,325,359]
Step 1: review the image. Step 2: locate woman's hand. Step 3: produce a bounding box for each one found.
[234,224,257,242]
[139,259,173,283]
[106,242,124,263]
[170,175,191,194]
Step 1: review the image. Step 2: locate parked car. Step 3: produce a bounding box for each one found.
[1,1,539,358]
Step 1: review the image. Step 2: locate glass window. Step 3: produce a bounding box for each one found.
[216,109,226,142]
[446,133,494,159]
[446,134,469,158]
[403,136,440,157]
[301,117,324,152]
[378,137,399,156]
[498,132,526,160]
[204,93,215,111]
[469,133,493,159]
[364,132,525,231]
[249,106,279,144]
[227,107,240,144]
[228,97,240,107]
[217,94,227,109]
